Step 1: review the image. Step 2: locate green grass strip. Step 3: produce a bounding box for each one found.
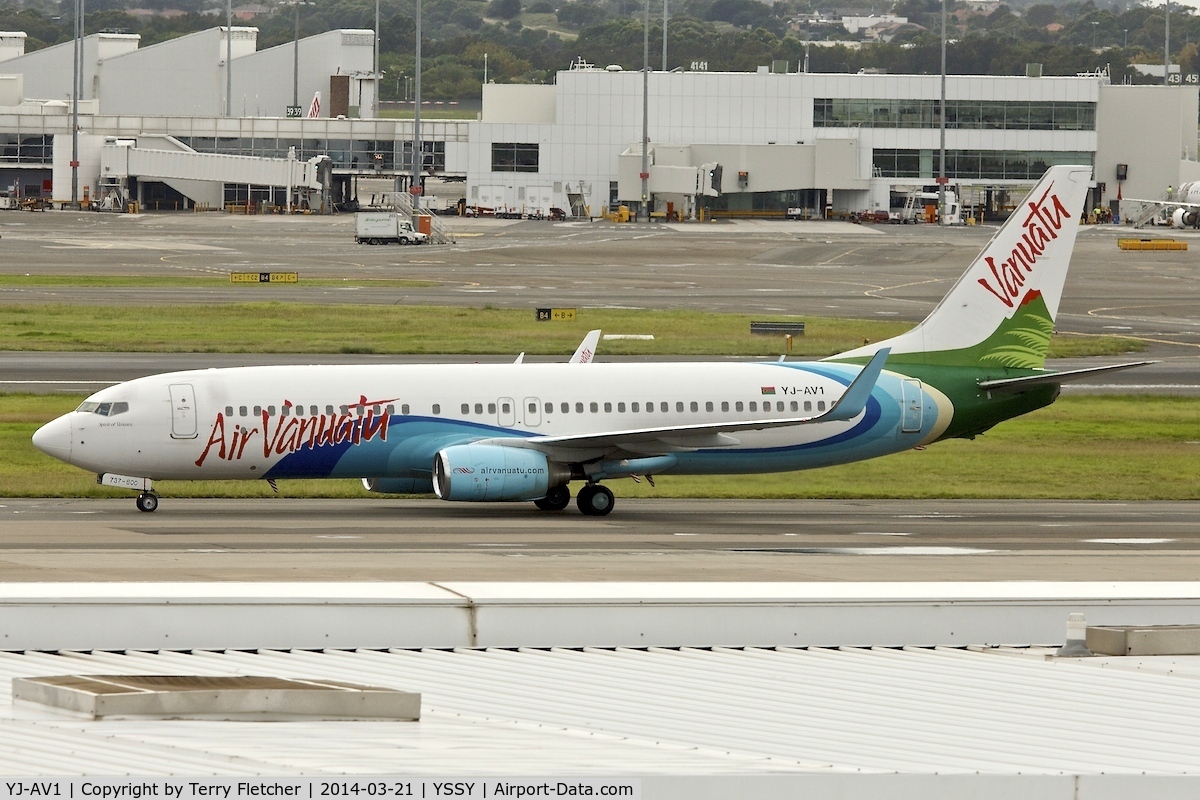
[5,394,1197,500]
[0,303,1142,358]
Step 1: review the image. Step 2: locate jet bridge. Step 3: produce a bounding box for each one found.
[98,136,327,211]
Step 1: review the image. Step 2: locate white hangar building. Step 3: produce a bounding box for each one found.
[0,33,1196,217]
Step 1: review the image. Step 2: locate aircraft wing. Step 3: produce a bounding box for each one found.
[480,348,889,457]
[977,361,1155,394]
[1125,198,1200,209]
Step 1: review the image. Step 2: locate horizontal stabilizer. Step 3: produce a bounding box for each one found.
[977,361,1155,394]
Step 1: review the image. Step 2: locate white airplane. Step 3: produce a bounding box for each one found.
[33,165,1150,516]
[1126,180,1200,227]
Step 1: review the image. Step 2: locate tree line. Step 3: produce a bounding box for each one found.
[0,0,1197,100]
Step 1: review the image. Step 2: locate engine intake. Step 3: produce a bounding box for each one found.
[1172,208,1199,228]
[433,444,569,502]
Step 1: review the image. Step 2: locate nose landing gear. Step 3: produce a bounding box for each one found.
[135,492,159,513]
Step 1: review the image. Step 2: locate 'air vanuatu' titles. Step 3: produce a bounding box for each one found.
[195,397,393,467]
[976,181,1072,309]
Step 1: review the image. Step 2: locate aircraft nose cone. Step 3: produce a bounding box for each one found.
[32,415,72,462]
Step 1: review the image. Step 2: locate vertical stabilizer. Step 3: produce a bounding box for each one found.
[831,165,1092,368]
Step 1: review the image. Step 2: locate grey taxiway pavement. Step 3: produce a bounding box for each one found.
[2,498,1199,582]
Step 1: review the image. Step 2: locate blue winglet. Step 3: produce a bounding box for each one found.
[823,347,890,422]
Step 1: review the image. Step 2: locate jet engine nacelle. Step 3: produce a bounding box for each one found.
[362,477,434,494]
[432,444,569,502]
[1171,208,1200,228]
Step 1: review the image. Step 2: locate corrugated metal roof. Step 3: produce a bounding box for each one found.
[1,646,1198,776]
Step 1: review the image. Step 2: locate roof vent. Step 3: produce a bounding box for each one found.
[13,675,421,721]
[1087,625,1200,656]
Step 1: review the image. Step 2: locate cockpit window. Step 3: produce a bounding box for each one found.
[75,401,129,416]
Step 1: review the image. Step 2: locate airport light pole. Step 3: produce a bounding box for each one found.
[70,0,81,208]
[938,0,947,226]
[662,0,667,71]
[226,0,232,116]
[1091,20,1098,49]
[411,0,422,222]
[640,0,649,222]
[1165,0,1171,87]
[373,0,380,119]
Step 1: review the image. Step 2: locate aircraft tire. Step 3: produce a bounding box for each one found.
[534,485,571,512]
[576,484,614,516]
[136,492,159,513]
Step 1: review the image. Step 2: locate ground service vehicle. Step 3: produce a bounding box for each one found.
[354,212,429,245]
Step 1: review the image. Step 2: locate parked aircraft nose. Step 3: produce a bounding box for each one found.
[32,415,72,462]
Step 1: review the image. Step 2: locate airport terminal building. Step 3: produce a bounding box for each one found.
[0,27,1196,218]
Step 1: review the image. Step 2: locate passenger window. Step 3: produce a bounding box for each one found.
[254,405,262,416]
[461,404,470,414]
[296,406,306,417]
[432,404,441,415]
[690,402,698,412]
[545,402,553,413]
[489,403,497,414]
[340,405,349,415]
[675,402,684,412]
[475,403,484,414]
[561,402,570,413]
[401,404,410,415]
[818,401,826,411]
[735,402,743,412]
[239,406,247,417]
[749,402,757,412]
[790,401,798,412]
[604,402,612,413]
[576,402,584,413]
[529,402,537,413]
[372,405,381,415]
[225,406,234,417]
[501,402,511,413]
[617,402,626,412]
[804,401,812,412]
[268,406,276,416]
[326,405,335,415]
[776,401,784,412]
[631,402,639,412]
[706,402,713,412]
[386,405,394,415]
[589,402,598,413]
[310,406,318,416]
[282,405,290,417]
[356,405,364,417]
[721,401,729,412]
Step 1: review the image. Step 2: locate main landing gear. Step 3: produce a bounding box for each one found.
[533,483,616,516]
[135,492,159,513]
[576,483,615,517]
[534,485,571,511]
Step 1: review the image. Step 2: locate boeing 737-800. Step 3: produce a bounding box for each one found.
[32,165,1148,516]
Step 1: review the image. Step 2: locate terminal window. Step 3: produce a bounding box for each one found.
[492,143,539,172]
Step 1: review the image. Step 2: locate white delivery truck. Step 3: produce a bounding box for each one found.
[354,212,429,245]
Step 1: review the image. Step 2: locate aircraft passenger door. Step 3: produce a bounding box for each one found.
[498,397,516,427]
[900,379,923,433]
[523,397,541,427]
[168,383,198,440]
